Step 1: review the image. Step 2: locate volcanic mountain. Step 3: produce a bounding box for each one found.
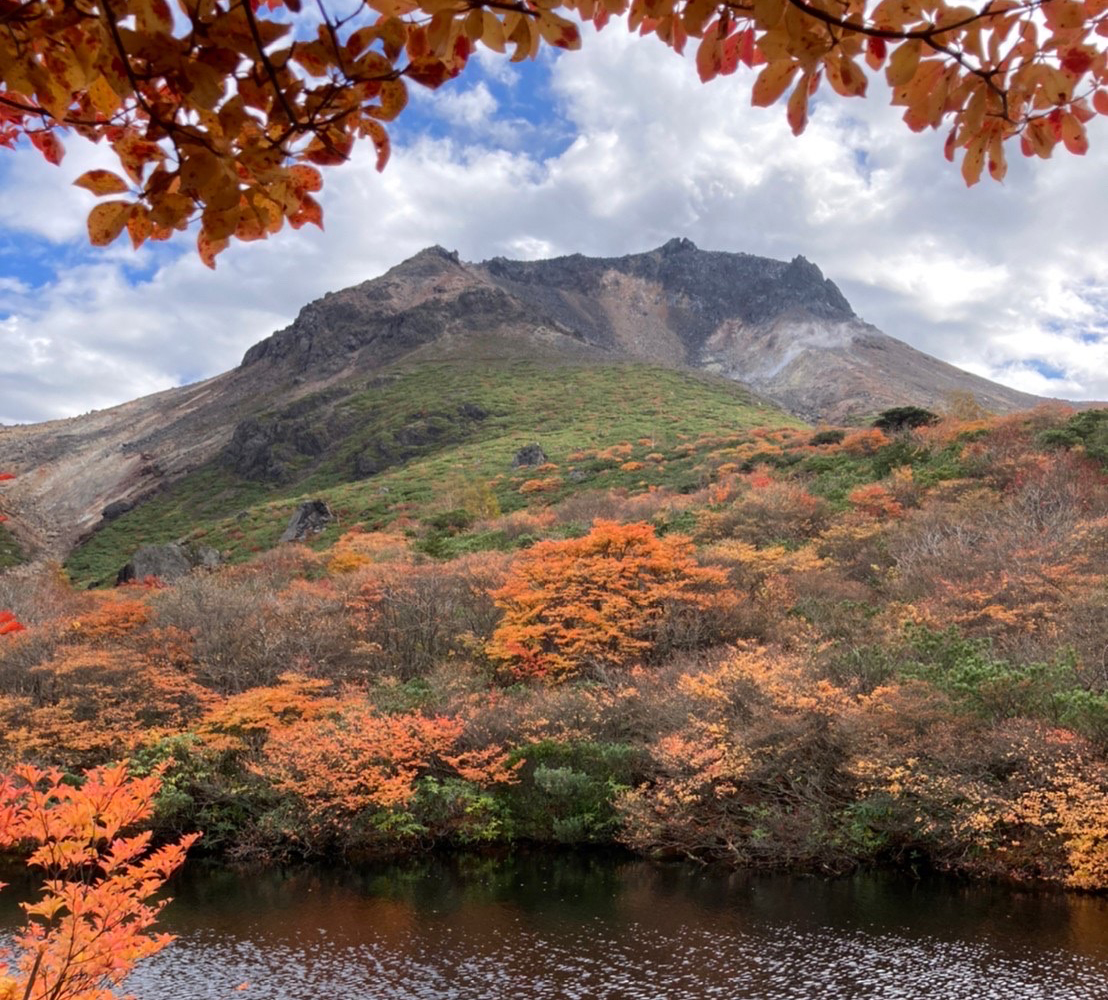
[0,238,1044,563]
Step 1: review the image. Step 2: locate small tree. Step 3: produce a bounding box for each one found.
[873,407,939,434]
[488,519,728,681]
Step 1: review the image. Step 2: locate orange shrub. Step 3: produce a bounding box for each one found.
[848,482,905,519]
[842,427,890,455]
[488,520,729,681]
[519,477,562,494]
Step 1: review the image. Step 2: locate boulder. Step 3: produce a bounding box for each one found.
[117,543,220,585]
[280,499,336,542]
[101,499,135,521]
[512,443,547,468]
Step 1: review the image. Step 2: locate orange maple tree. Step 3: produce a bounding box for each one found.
[489,519,729,680]
[0,762,198,1000]
[2,0,1106,263]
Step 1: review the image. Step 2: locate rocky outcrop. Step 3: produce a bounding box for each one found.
[117,543,220,585]
[512,443,547,468]
[280,500,336,542]
[102,499,135,521]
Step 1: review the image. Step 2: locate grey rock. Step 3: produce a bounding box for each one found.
[117,543,220,585]
[512,443,547,468]
[280,499,336,543]
[102,499,134,520]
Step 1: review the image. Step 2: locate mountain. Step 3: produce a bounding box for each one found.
[239,238,1041,421]
[0,239,1047,566]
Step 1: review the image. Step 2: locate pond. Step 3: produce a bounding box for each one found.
[4,852,1108,999]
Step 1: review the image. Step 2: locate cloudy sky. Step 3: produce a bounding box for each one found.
[1,26,1106,425]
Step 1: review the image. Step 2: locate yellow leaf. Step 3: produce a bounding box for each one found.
[536,10,581,49]
[376,79,408,120]
[886,39,921,87]
[1041,66,1073,104]
[872,0,921,27]
[961,136,986,185]
[87,74,122,116]
[481,10,507,51]
[752,0,787,28]
[87,201,132,246]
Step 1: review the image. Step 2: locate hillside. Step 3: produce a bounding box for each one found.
[0,240,1045,566]
[3,402,1108,888]
[63,360,789,587]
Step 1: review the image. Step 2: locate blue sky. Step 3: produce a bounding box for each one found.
[1,28,1106,424]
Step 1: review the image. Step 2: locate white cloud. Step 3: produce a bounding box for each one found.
[1,25,1108,424]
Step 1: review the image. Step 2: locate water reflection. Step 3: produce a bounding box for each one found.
[5,852,1108,999]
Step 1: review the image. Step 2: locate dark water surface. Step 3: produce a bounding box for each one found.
[5,852,1108,999]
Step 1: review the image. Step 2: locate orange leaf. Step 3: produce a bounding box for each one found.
[289,193,324,230]
[696,31,722,82]
[74,170,130,196]
[1061,112,1089,154]
[786,73,809,134]
[198,229,229,269]
[751,60,799,106]
[288,164,323,192]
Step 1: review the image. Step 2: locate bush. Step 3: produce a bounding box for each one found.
[809,428,846,446]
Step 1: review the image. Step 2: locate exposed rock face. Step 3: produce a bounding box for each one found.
[117,543,220,585]
[512,443,548,468]
[280,500,336,543]
[237,239,1043,427]
[0,239,1061,563]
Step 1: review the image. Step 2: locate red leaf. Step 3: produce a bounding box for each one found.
[29,130,64,165]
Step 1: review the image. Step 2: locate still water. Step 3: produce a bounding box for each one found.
[5,852,1108,1000]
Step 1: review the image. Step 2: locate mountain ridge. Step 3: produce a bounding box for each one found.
[0,240,1056,563]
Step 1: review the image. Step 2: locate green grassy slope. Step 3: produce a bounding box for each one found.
[65,359,803,586]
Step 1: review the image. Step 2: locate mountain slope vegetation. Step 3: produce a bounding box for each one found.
[5,386,1108,889]
[64,359,787,586]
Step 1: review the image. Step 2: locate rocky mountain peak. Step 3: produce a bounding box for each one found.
[659,236,698,255]
[229,240,1043,426]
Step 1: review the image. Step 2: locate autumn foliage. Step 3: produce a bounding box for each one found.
[4,408,1108,889]
[3,0,1108,262]
[0,762,197,1000]
[488,520,730,680]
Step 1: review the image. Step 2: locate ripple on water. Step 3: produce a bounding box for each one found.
[133,917,1107,1000]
